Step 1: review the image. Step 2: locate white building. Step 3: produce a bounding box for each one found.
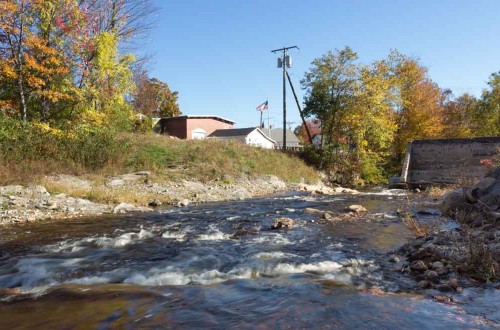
[208,127,276,149]
[261,128,303,150]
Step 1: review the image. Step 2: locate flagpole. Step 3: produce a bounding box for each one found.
[267,99,270,129]
[259,110,263,128]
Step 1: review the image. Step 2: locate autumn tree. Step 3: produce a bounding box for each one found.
[0,0,95,123]
[441,91,477,138]
[389,52,445,160]
[132,69,180,118]
[0,0,35,124]
[294,119,321,144]
[356,59,398,183]
[77,31,135,128]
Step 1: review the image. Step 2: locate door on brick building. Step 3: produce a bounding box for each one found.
[192,128,207,140]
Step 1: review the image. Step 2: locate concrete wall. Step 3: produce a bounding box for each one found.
[401,137,500,186]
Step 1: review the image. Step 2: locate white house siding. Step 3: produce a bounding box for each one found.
[245,130,274,149]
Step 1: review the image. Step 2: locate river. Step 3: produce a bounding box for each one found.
[0,190,499,329]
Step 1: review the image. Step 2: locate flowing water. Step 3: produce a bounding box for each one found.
[0,190,499,329]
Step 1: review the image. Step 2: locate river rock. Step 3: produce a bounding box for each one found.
[304,208,323,214]
[437,284,454,292]
[389,255,400,263]
[436,267,449,276]
[410,245,443,262]
[108,171,151,187]
[148,199,162,207]
[0,185,25,195]
[440,190,465,217]
[417,280,430,289]
[448,278,460,290]
[491,243,500,260]
[271,218,294,230]
[177,199,190,207]
[113,203,137,213]
[347,205,368,213]
[475,177,497,191]
[335,187,359,194]
[433,295,453,303]
[323,212,334,221]
[410,260,428,272]
[425,270,439,280]
[431,261,444,270]
[8,196,30,207]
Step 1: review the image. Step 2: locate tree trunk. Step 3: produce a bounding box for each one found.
[17,73,27,125]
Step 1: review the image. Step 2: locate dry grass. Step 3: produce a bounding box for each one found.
[40,179,171,206]
[83,189,168,206]
[401,196,430,237]
[40,180,90,199]
[465,232,498,282]
[424,186,456,198]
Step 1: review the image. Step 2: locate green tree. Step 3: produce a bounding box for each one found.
[471,72,500,136]
[301,47,360,183]
[301,47,398,184]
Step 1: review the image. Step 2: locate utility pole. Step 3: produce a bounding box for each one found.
[271,46,298,151]
[286,71,312,144]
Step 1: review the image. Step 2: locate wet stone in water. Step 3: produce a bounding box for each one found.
[271,217,295,230]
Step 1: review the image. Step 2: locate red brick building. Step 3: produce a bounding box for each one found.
[156,115,236,140]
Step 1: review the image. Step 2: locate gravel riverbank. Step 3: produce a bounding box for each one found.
[0,172,354,226]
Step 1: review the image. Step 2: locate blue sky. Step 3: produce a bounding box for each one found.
[144,0,500,128]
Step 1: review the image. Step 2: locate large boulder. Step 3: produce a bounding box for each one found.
[441,172,500,223]
[440,189,465,217]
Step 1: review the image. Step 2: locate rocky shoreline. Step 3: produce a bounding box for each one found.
[3,169,498,294]
[0,171,354,226]
[389,171,500,298]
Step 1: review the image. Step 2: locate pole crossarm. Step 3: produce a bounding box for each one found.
[270,46,299,54]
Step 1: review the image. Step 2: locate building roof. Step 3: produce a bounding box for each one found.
[262,128,302,147]
[161,115,236,125]
[208,127,256,137]
[208,127,276,144]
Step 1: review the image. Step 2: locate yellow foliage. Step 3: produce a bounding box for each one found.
[79,109,109,126]
[0,61,17,79]
[32,122,64,139]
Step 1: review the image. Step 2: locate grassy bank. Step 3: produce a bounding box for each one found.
[0,123,319,185]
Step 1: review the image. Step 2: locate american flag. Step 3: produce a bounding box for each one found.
[256,100,268,111]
